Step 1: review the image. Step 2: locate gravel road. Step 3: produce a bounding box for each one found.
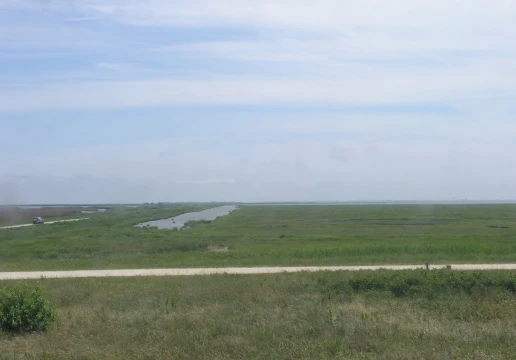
[0,218,89,229]
[2,264,516,280]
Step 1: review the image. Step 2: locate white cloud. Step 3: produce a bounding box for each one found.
[165,40,328,62]
[74,0,516,32]
[96,63,154,73]
[1,0,515,110]
[5,1,516,57]
[1,1,516,202]
[0,64,514,111]
[0,24,108,52]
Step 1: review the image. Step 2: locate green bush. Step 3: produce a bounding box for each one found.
[0,283,57,333]
[318,270,516,300]
[184,219,212,229]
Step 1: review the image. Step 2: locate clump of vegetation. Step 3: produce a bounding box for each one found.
[0,283,57,333]
[317,269,516,299]
[184,219,212,229]
[150,241,208,253]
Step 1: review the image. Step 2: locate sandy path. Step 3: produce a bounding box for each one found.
[2,264,516,280]
[0,218,89,229]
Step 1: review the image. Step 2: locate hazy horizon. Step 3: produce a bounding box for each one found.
[3,200,516,207]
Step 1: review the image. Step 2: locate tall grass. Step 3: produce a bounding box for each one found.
[317,269,516,299]
[2,271,516,359]
[2,204,516,271]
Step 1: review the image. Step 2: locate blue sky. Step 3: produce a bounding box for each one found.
[1,0,516,203]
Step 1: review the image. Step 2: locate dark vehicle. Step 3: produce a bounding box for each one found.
[33,217,44,225]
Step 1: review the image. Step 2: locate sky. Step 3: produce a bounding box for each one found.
[1,0,516,204]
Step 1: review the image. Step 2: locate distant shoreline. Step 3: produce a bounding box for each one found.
[2,200,516,209]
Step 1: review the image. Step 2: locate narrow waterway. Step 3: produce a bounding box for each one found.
[135,205,238,230]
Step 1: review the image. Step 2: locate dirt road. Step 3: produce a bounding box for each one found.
[0,218,89,230]
[1,264,516,280]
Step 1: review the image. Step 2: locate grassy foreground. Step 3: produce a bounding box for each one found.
[2,270,516,359]
[1,204,516,271]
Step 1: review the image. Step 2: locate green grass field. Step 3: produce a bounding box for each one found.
[2,205,516,359]
[1,204,516,271]
[2,270,516,359]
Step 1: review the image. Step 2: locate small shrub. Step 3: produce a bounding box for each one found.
[389,282,409,297]
[0,283,57,333]
[151,241,208,253]
[184,220,212,229]
[503,278,516,293]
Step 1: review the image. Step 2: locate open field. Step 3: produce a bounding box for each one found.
[2,205,516,359]
[1,204,516,271]
[0,206,108,227]
[2,270,516,359]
